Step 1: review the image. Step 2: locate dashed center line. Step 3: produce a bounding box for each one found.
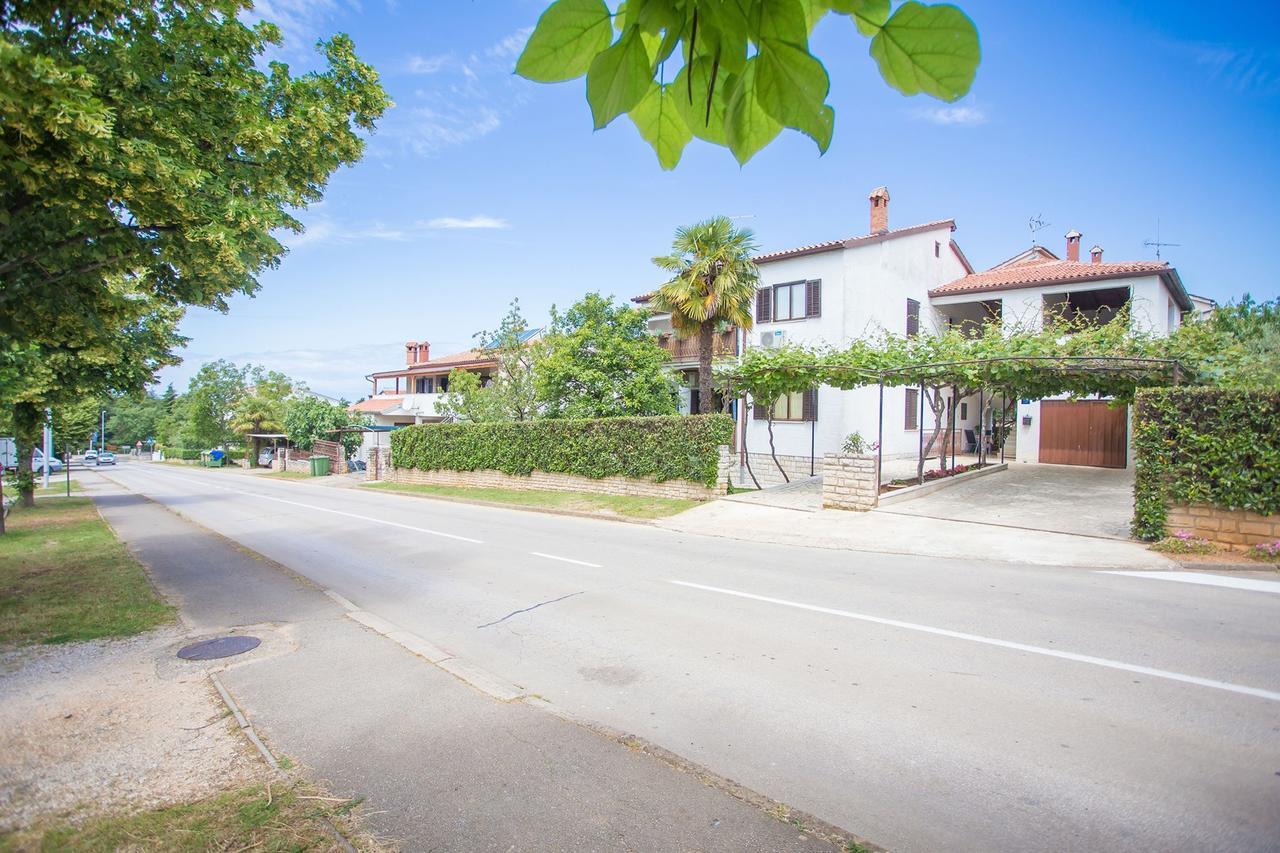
[114,467,483,544]
[671,579,1280,703]
[530,551,603,568]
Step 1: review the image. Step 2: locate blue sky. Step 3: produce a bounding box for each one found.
[159,0,1280,399]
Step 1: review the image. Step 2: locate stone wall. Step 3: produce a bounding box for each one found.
[822,453,880,511]
[373,445,732,501]
[735,452,816,489]
[1166,503,1280,549]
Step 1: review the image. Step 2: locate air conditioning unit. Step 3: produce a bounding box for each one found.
[759,330,786,349]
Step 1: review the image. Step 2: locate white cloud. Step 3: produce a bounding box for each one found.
[913,105,987,126]
[407,53,451,74]
[1190,44,1280,96]
[246,0,350,62]
[401,105,501,154]
[486,26,533,62]
[424,215,509,230]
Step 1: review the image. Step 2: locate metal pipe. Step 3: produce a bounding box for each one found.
[918,383,924,486]
[978,388,985,466]
[877,380,884,486]
[1001,393,1007,464]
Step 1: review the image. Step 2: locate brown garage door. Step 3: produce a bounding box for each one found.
[1039,400,1127,468]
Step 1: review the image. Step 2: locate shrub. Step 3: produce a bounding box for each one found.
[1248,541,1280,562]
[1133,388,1280,540]
[1150,531,1217,555]
[391,415,734,487]
[841,432,867,455]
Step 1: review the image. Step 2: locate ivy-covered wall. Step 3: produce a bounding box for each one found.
[390,415,735,488]
[1132,388,1280,539]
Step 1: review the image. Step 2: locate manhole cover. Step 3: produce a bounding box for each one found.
[177,636,261,660]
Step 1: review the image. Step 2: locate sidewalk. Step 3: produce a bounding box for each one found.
[86,482,851,851]
[657,500,1176,570]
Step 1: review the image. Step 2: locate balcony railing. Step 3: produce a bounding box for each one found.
[657,329,738,362]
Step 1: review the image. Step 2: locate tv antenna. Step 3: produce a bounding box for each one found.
[1028,214,1050,245]
[1144,219,1181,259]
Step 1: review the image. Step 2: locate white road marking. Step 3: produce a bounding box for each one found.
[530,551,603,568]
[1099,571,1280,595]
[114,466,484,544]
[670,580,1280,703]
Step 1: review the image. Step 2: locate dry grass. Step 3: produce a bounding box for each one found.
[360,481,698,519]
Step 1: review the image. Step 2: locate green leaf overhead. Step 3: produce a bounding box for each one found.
[516,0,615,82]
[515,0,981,166]
[755,39,833,152]
[671,56,729,145]
[724,59,783,164]
[868,1,980,100]
[629,83,694,169]
[586,26,653,128]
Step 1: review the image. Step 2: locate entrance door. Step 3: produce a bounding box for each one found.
[1039,400,1127,468]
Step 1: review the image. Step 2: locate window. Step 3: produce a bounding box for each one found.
[906,298,920,337]
[960,402,968,420]
[905,388,919,430]
[414,377,433,393]
[757,281,821,322]
[753,389,817,422]
[934,241,941,258]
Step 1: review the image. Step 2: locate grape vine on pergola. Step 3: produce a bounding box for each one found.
[719,354,1187,488]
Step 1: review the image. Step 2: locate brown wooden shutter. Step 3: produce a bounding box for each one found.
[805,280,821,318]
[905,388,919,429]
[753,401,767,420]
[756,288,772,322]
[802,388,818,421]
[906,298,920,337]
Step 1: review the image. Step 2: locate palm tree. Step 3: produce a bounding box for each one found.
[651,217,759,414]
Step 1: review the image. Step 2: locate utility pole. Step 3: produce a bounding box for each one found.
[42,408,52,490]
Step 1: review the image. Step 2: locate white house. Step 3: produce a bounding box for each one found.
[723,187,1192,484]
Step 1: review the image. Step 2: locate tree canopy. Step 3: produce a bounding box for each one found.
[516,0,980,167]
[536,292,678,418]
[0,0,391,347]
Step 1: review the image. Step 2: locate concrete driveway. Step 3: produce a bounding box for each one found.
[876,462,1136,539]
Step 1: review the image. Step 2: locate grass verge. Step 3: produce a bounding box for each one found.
[0,781,370,852]
[360,481,698,519]
[33,481,82,497]
[265,470,312,480]
[0,498,173,646]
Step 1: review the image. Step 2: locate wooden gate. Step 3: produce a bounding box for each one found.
[1039,401,1127,468]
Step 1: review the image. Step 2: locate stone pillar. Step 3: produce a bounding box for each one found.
[822,453,880,511]
[367,446,390,481]
[715,444,733,495]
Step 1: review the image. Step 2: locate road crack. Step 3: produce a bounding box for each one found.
[476,591,586,629]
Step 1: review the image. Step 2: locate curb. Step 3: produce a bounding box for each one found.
[354,483,661,525]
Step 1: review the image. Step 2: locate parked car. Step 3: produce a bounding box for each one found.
[257,448,276,467]
[97,451,116,465]
[84,450,98,464]
[32,452,63,473]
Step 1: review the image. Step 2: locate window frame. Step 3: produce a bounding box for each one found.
[905,387,919,430]
[760,280,821,323]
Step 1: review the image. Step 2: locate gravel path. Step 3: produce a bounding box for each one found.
[0,627,265,831]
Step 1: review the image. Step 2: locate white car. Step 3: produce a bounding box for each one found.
[97,451,116,465]
[32,453,64,473]
[84,450,98,464]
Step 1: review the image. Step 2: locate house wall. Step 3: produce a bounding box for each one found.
[743,224,967,463]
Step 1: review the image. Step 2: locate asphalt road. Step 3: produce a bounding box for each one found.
[100,462,1280,852]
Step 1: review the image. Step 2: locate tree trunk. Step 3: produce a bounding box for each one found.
[766,414,789,483]
[916,386,947,482]
[739,396,761,489]
[12,402,40,508]
[697,322,714,414]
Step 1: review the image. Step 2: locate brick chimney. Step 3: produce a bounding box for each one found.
[417,341,430,363]
[1065,229,1082,262]
[405,341,418,366]
[1090,245,1103,264]
[869,186,890,233]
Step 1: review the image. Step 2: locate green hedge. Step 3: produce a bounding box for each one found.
[1133,388,1280,539]
[391,415,734,487]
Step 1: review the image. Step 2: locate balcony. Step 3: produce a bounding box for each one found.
[657,329,738,363]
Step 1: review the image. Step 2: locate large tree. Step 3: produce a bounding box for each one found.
[177,360,247,450]
[536,292,678,418]
[516,0,980,168]
[0,0,390,348]
[230,368,296,464]
[651,216,758,414]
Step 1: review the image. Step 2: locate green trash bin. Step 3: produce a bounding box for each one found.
[309,455,330,477]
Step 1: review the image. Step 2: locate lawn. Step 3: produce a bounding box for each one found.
[34,480,82,497]
[360,481,699,519]
[0,782,370,852]
[264,469,311,480]
[0,498,173,646]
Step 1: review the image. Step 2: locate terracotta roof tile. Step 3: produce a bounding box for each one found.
[350,394,403,413]
[929,258,1185,302]
[752,219,955,263]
